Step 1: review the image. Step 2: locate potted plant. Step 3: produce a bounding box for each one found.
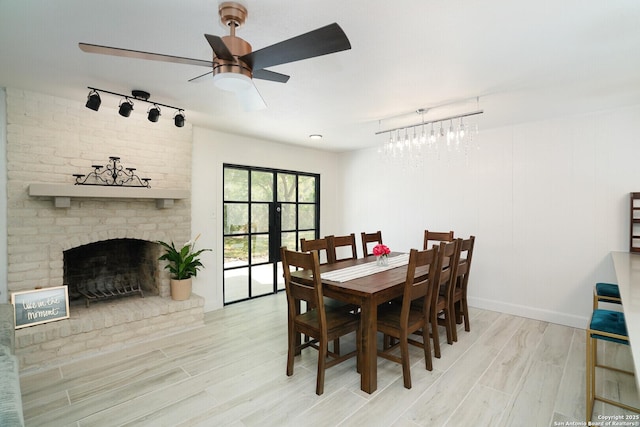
[158,234,211,300]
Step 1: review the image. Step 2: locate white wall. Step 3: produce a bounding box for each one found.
[191,127,342,312]
[340,104,640,328]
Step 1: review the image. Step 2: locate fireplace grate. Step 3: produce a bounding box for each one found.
[77,276,144,307]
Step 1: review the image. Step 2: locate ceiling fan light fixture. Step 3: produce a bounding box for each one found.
[213,72,252,92]
[85,90,101,111]
[147,104,161,122]
[118,98,134,117]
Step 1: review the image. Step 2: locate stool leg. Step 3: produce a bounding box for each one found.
[586,329,595,422]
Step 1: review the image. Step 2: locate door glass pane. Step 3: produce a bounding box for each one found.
[251,264,274,297]
[251,203,269,233]
[224,168,248,201]
[276,262,284,291]
[298,204,315,230]
[251,171,273,202]
[281,231,297,251]
[224,204,248,234]
[251,234,269,264]
[225,268,249,302]
[277,173,297,202]
[298,175,316,203]
[280,203,296,231]
[224,236,248,268]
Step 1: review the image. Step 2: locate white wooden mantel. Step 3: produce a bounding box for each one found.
[28,184,189,209]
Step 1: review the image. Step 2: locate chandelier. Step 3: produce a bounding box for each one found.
[375,98,483,163]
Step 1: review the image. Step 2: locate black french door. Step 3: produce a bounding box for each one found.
[222,164,320,304]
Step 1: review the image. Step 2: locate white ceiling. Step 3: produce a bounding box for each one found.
[1,1,639,152]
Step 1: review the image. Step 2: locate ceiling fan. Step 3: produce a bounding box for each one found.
[79,2,351,111]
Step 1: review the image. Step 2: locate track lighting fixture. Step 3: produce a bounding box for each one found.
[174,110,185,128]
[147,104,161,122]
[85,90,101,111]
[84,87,185,127]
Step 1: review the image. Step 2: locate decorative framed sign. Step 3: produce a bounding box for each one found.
[11,286,70,329]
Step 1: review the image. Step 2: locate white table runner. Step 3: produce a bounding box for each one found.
[320,253,410,283]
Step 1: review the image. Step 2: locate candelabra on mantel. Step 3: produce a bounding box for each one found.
[72,157,151,188]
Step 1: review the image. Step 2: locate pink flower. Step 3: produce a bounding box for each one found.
[372,244,390,256]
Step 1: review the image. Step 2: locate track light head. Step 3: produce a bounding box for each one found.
[118,98,134,117]
[85,90,101,111]
[174,110,185,128]
[147,105,161,122]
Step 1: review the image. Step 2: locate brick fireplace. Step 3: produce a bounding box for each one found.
[5,88,204,370]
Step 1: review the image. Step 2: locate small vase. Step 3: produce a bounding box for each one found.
[376,255,388,266]
[170,277,192,301]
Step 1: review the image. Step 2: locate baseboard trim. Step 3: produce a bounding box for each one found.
[468,296,589,329]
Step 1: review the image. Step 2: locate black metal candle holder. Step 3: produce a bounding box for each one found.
[73,157,151,187]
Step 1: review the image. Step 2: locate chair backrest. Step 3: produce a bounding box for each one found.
[456,236,476,291]
[361,230,383,257]
[326,234,358,262]
[423,230,455,250]
[430,239,462,309]
[281,247,327,330]
[300,237,334,264]
[400,246,439,323]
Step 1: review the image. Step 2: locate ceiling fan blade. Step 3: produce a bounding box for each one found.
[240,23,351,71]
[204,34,234,61]
[79,43,213,68]
[236,81,267,112]
[252,69,290,83]
[188,71,213,82]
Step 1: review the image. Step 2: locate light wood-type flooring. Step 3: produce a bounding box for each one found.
[20,293,640,426]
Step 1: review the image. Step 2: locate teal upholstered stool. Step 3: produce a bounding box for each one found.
[586,309,639,421]
[593,282,621,310]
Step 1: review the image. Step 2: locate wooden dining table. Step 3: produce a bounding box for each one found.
[291,252,411,394]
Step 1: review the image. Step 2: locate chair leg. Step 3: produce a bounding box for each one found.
[431,311,441,359]
[400,333,411,389]
[333,338,340,355]
[287,323,297,376]
[449,301,458,343]
[423,323,433,371]
[462,297,470,332]
[316,339,327,395]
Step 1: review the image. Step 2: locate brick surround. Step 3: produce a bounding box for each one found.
[6,88,203,370]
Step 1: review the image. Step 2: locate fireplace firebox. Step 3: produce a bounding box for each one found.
[64,238,163,306]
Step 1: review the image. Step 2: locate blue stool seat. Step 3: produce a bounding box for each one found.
[589,309,628,345]
[595,282,621,299]
[593,282,622,310]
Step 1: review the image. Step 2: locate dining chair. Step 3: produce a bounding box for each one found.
[299,237,350,352]
[429,239,461,358]
[423,230,454,250]
[281,247,360,395]
[361,230,383,257]
[451,236,475,341]
[300,237,335,264]
[326,233,358,262]
[377,246,439,388]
